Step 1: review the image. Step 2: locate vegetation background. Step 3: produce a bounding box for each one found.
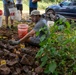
[0,0,62,10]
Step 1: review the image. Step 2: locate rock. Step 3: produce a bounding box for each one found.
[6,44,14,51]
[10,67,15,73]
[0,41,6,48]
[21,48,32,54]
[35,61,40,66]
[9,53,17,59]
[20,54,34,65]
[20,54,29,65]
[35,66,43,74]
[0,50,4,56]
[2,39,8,44]
[12,68,21,75]
[32,72,36,75]
[8,45,14,50]
[27,71,32,75]
[15,51,21,55]
[3,49,10,56]
[0,65,10,75]
[16,68,21,74]
[26,55,34,65]
[3,44,7,48]
[7,59,18,66]
[23,66,29,73]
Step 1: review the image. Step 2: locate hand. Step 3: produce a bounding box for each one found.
[32,0,37,2]
[9,40,20,45]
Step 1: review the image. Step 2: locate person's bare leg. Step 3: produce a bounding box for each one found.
[20,10,22,19]
[10,18,14,28]
[20,10,22,16]
[5,16,9,27]
[10,19,13,25]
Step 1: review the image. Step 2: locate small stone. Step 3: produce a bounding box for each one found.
[35,66,43,74]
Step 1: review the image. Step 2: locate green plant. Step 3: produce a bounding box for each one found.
[36,21,76,75]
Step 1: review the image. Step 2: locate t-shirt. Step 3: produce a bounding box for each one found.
[29,0,37,8]
[16,0,22,4]
[3,0,14,4]
[33,18,49,39]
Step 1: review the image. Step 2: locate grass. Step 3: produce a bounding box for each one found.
[0,1,3,10]
[0,1,53,11]
[38,1,55,9]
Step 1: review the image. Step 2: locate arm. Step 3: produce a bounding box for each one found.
[19,29,35,43]
[9,29,35,45]
[32,0,41,2]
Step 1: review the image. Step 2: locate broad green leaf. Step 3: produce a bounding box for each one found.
[41,55,48,61]
[64,29,71,34]
[41,55,48,67]
[58,25,65,30]
[49,61,57,73]
[71,36,76,42]
[40,35,46,42]
[65,21,70,28]
[73,65,76,72]
[36,48,44,58]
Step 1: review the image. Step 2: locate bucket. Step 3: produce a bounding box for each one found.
[18,24,29,38]
[15,10,21,21]
[0,10,2,27]
[47,21,54,28]
[9,8,16,20]
[0,10,2,15]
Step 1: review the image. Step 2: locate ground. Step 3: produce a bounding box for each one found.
[0,13,44,75]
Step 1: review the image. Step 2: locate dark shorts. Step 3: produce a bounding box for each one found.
[4,4,10,16]
[16,4,23,10]
[4,4,15,16]
[28,37,40,47]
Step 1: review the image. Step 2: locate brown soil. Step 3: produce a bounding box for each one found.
[0,13,44,75]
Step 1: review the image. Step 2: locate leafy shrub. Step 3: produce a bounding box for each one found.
[36,21,76,75]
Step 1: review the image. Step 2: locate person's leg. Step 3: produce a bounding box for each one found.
[29,7,33,15]
[16,4,23,15]
[33,8,37,10]
[4,4,10,28]
[16,4,19,10]
[10,18,14,28]
[30,8,37,15]
[5,16,9,27]
[20,10,22,16]
[24,37,40,47]
[29,7,33,20]
[19,4,23,16]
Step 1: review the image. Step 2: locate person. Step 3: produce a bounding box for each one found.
[3,0,15,29]
[29,0,38,15]
[9,10,49,47]
[45,9,67,24]
[15,0,23,16]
